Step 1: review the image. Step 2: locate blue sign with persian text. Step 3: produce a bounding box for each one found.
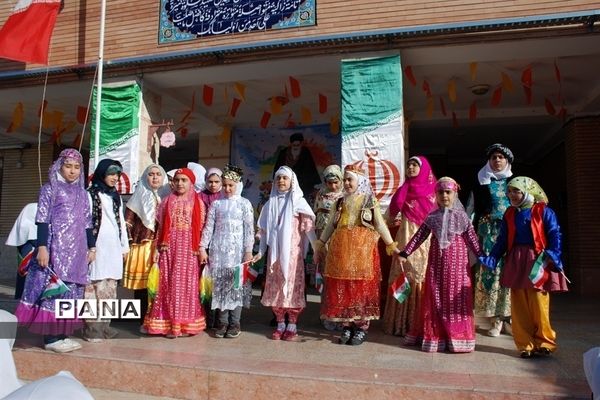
[159,0,316,43]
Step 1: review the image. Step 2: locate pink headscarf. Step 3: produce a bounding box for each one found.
[388,156,437,226]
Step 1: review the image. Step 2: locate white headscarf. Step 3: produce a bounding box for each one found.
[126,164,169,231]
[477,160,513,185]
[6,203,37,246]
[187,162,207,193]
[257,166,315,294]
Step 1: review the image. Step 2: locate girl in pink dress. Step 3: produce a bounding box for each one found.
[254,166,318,341]
[399,177,482,353]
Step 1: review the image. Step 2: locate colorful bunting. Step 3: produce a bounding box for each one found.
[76,105,88,124]
[448,80,457,103]
[439,97,447,116]
[501,72,514,92]
[426,96,434,118]
[6,102,24,133]
[270,97,283,115]
[491,87,502,107]
[260,111,271,128]
[300,106,312,124]
[404,66,417,87]
[202,84,214,106]
[234,82,246,101]
[219,125,231,144]
[229,97,242,117]
[289,76,301,98]
[469,62,478,81]
[544,98,556,115]
[318,93,327,114]
[422,80,432,97]
[469,101,477,120]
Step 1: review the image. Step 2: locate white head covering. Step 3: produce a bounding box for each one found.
[343,167,373,197]
[257,166,315,294]
[5,203,37,246]
[126,164,169,231]
[477,158,513,185]
[427,177,469,249]
[187,162,207,193]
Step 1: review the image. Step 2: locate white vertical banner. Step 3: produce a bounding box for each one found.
[340,55,405,211]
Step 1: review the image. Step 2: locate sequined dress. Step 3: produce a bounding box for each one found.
[200,196,255,311]
[15,181,91,335]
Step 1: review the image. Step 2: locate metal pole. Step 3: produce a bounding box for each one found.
[94,0,106,168]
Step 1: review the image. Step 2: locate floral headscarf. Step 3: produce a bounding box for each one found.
[507,176,548,208]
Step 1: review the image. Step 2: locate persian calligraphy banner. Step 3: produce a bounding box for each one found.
[159,0,316,43]
[340,55,405,212]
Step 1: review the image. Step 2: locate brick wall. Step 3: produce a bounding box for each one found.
[0,0,599,70]
[564,117,600,296]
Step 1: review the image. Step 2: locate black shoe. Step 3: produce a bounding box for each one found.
[535,347,552,356]
[520,350,533,358]
[225,325,241,338]
[339,328,352,345]
[214,325,227,338]
[350,329,367,346]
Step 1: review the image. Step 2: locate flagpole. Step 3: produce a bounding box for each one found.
[94,0,107,168]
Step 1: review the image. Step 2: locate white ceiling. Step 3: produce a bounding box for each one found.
[1,33,600,164]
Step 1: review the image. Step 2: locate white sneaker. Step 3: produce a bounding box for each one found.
[44,338,81,353]
[502,320,513,336]
[487,318,503,337]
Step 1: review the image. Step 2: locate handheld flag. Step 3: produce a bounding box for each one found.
[17,249,34,276]
[41,269,69,299]
[529,251,551,289]
[315,270,324,294]
[390,272,411,303]
[0,0,62,64]
[233,261,258,289]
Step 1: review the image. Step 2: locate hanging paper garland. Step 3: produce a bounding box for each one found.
[491,87,502,107]
[422,80,432,97]
[469,62,478,81]
[202,85,214,106]
[448,80,457,103]
[234,82,246,101]
[230,98,242,117]
[501,72,514,92]
[318,93,327,114]
[521,66,533,105]
[300,106,312,124]
[6,102,24,133]
[289,76,301,98]
[260,111,271,128]
[404,66,417,87]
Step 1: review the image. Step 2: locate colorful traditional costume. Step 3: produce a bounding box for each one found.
[84,159,129,341]
[319,165,398,345]
[471,143,513,334]
[402,177,482,353]
[257,166,317,340]
[144,167,206,337]
[480,177,568,357]
[15,149,93,347]
[383,156,437,336]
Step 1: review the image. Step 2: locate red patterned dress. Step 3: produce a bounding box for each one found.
[403,208,482,352]
[144,191,206,336]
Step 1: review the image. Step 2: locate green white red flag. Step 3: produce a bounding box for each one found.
[0,0,61,64]
[529,251,551,289]
[41,269,69,299]
[233,261,258,289]
[390,272,411,303]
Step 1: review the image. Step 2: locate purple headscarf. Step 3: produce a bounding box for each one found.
[388,156,437,225]
[49,148,85,188]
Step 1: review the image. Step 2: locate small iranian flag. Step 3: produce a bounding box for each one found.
[390,272,411,303]
[17,249,33,276]
[314,270,324,294]
[41,269,69,299]
[233,262,258,289]
[529,251,551,289]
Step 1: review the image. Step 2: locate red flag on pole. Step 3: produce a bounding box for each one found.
[0,0,61,65]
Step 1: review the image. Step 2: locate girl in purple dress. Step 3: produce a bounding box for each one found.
[14,148,96,353]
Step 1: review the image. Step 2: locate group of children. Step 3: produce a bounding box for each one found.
[13,147,568,358]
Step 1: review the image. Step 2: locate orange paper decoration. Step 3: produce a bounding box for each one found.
[404,66,417,87]
[6,102,24,133]
[501,72,514,92]
[448,80,457,103]
[270,97,283,115]
[469,62,478,81]
[202,85,214,106]
[289,76,301,98]
[234,82,246,101]
[300,106,312,124]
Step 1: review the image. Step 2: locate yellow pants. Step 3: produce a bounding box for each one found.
[510,288,557,352]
